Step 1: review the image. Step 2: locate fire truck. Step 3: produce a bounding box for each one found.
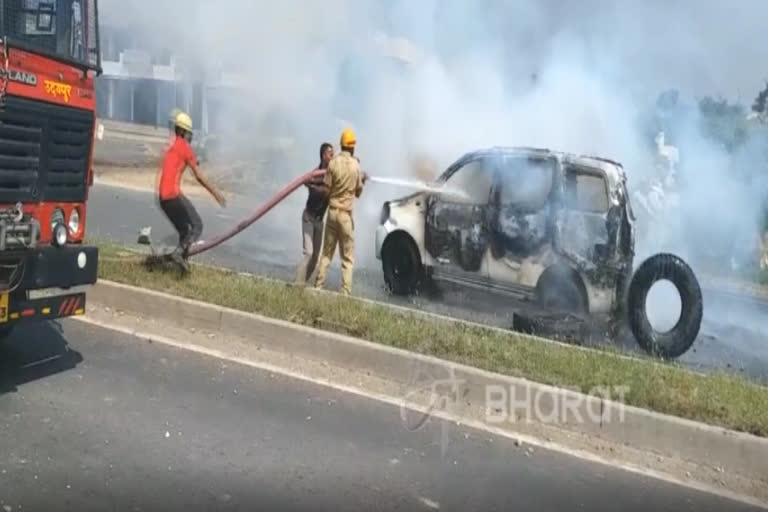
[0,0,100,340]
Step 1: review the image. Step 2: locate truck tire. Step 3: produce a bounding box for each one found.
[0,326,13,344]
[627,253,702,359]
[382,233,424,296]
[535,265,588,314]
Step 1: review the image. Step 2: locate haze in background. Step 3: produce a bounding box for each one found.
[99,0,768,278]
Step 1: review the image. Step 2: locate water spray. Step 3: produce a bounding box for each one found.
[366,175,469,200]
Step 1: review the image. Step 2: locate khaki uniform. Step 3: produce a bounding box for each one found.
[314,151,364,294]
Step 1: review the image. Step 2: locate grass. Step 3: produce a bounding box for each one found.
[95,242,768,437]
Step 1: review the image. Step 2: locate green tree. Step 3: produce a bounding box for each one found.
[697,96,750,153]
[752,81,768,115]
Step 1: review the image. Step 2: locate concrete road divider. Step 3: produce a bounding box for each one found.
[87,279,768,484]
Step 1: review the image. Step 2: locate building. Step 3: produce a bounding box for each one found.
[97,22,224,135]
[96,23,427,142]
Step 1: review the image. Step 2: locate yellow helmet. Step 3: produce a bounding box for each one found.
[340,128,356,148]
[174,111,193,132]
[168,108,182,130]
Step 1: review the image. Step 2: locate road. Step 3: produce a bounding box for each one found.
[86,183,768,382]
[0,320,762,511]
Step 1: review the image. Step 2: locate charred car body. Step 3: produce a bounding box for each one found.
[375,146,703,359]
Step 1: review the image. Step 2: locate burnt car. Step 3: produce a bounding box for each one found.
[375,147,703,359]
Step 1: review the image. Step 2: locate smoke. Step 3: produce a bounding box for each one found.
[101,0,768,286]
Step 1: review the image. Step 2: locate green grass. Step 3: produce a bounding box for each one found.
[95,242,768,437]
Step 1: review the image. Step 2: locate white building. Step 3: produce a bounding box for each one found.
[96,23,250,137]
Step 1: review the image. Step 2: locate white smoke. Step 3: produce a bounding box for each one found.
[98,0,768,283]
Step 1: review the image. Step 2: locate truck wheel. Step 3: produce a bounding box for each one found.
[0,326,13,344]
[382,233,424,296]
[535,266,587,314]
[627,253,702,359]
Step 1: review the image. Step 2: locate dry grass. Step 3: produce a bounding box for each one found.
[95,242,768,437]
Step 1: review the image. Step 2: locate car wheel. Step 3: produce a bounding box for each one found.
[627,253,702,359]
[382,234,424,296]
[535,266,587,314]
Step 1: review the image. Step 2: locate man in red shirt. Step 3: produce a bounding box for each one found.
[158,110,226,272]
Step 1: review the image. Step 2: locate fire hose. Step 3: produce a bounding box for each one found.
[186,168,326,257]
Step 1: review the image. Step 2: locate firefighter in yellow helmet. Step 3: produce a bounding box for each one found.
[158,110,226,273]
[314,128,368,294]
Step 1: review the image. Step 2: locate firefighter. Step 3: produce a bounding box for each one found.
[294,142,334,285]
[314,128,368,295]
[158,110,226,273]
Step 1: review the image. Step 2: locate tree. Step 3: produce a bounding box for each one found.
[752,81,768,115]
[697,96,750,153]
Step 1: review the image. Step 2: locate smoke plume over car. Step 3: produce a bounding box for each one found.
[100,0,768,339]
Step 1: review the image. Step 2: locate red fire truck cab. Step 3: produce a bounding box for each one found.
[0,0,100,340]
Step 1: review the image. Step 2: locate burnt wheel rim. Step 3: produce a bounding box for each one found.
[391,251,415,280]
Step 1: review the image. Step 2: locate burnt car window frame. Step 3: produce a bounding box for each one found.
[438,156,495,205]
[495,155,555,212]
[563,165,610,214]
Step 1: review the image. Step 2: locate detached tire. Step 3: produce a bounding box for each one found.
[513,311,590,344]
[627,253,702,359]
[382,233,424,296]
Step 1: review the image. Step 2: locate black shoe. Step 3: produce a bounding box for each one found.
[170,249,190,274]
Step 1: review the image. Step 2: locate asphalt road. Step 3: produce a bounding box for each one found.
[0,320,761,511]
[86,183,768,382]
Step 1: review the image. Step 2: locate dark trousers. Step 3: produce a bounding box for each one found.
[160,194,203,256]
[294,208,325,284]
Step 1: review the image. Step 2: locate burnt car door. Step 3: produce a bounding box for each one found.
[487,154,556,289]
[555,163,616,268]
[424,156,495,286]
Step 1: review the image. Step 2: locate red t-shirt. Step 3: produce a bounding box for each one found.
[158,136,196,200]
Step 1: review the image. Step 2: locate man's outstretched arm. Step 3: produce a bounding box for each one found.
[189,160,227,207]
